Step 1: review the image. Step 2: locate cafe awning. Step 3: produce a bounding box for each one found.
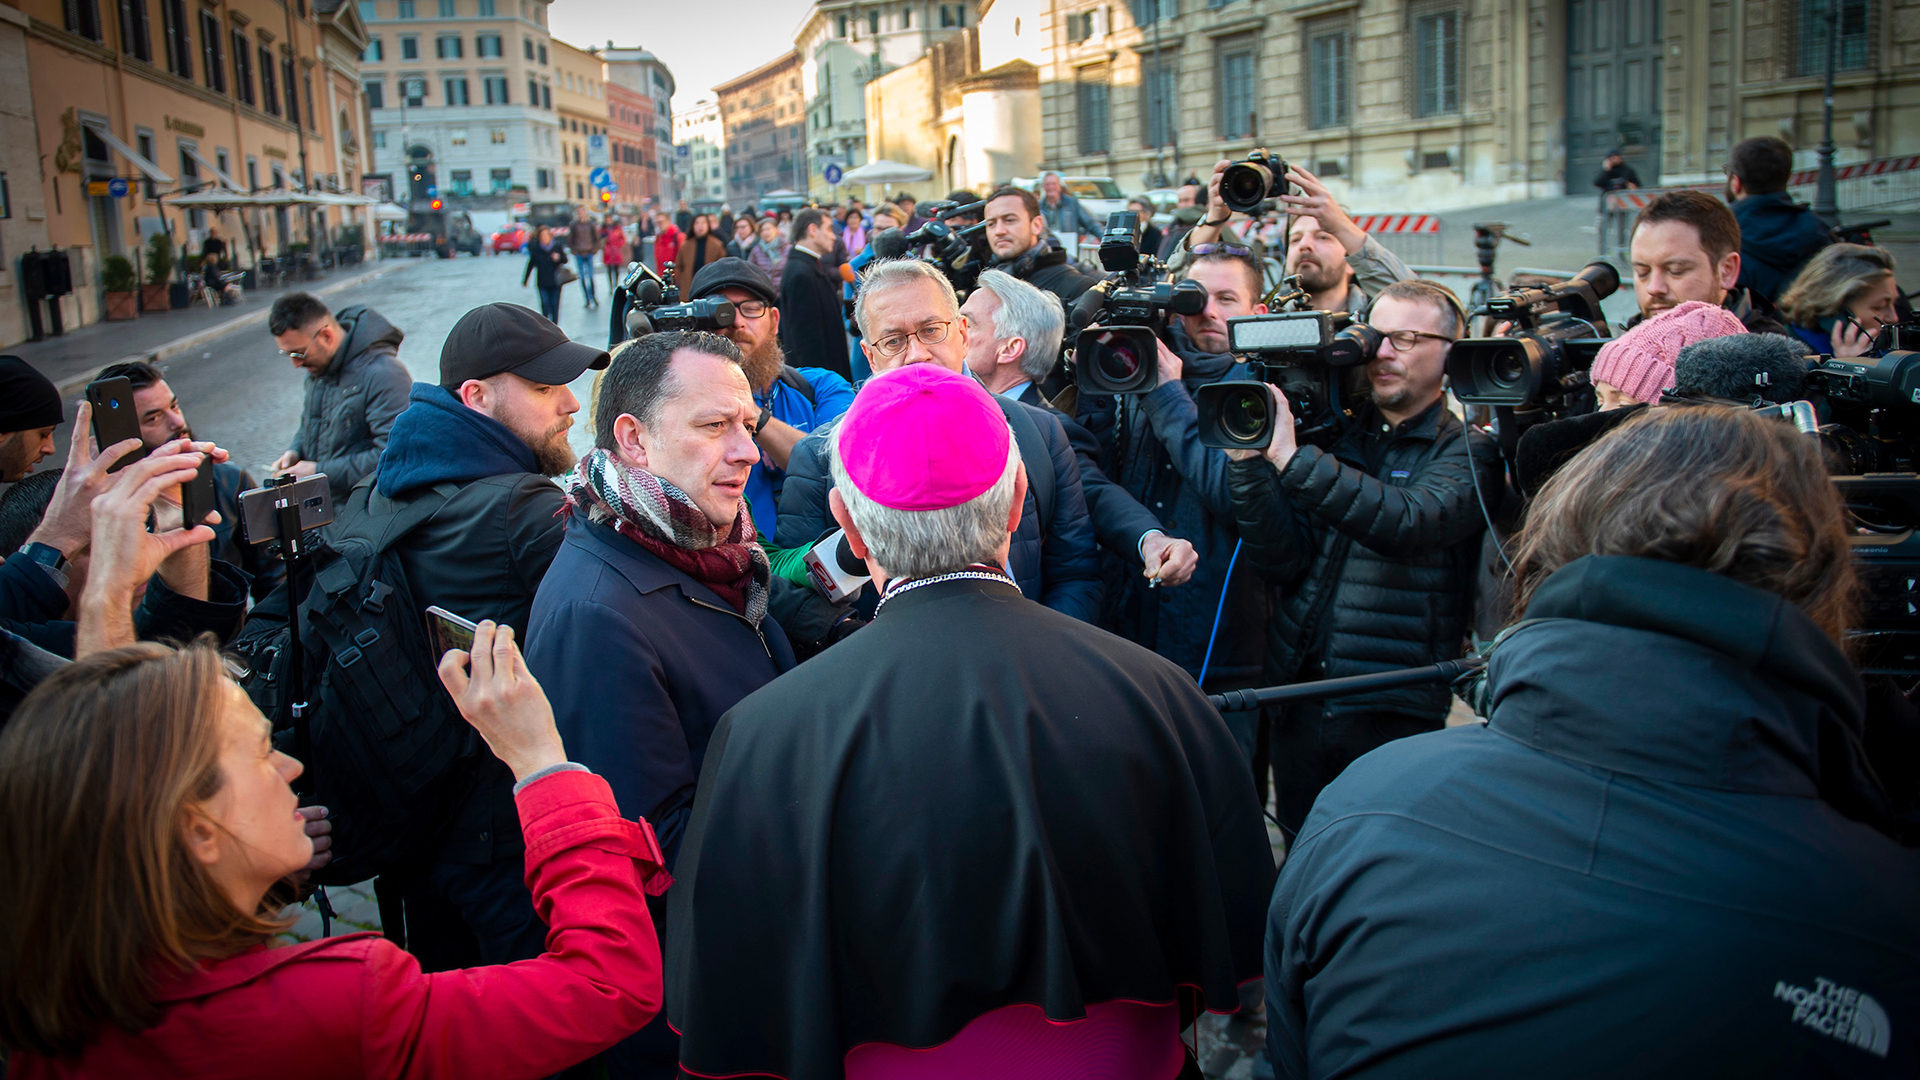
[182,146,241,191]
[80,120,174,185]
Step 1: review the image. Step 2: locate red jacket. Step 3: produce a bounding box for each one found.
[13,770,667,1080]
[654,225,682,273]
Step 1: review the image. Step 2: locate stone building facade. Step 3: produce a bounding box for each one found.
[716,50,807,206]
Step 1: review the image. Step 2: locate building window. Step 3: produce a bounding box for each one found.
[523,37,533,59]
[483,74,508,102]
[305,73,315,128]
[939,3,966,27]
[177,145,204,224]
[536,42,546,65]
[1131,0,1174,25]
[1307,26,1350,129]
[1143,56,1176,147]
[363,35,381,61]
[541,82,551,109]
[1217,39,1255,138]
[397,0,413,16]
[118,0,151,60]
[372,130,386,148]
[403,77,425,106]
[136,130,158,197]
[1414,10,1460,117]
[867,10,879,33]
[490,126,506,143]
[436,34,462,58]
[400,34,418,58]
[437,0,453,14]
[234,30,255,105]
[1066,9,1102,42]
[1795,0,1870,76]
[490,166,511,192]
[363,78,384,107]
[450,168,472,194]
[835,13,847,36]
[444,77,469,104]
[535,167,550,188]
[1075,67,1111,154]
[450,128,467,146]
[199,12,225,92]
[161,0,190,74]
[358,0,375,21]
[260,45,279,113]
[476,33,501,56]
[477,0,493,13]
[62,0,103,41]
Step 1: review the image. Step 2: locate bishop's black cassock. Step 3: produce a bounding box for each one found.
[666,573,1275,1079]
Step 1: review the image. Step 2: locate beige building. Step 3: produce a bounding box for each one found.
[716,50,806,206]
[551,37,605,206]
[8,0,368,334]
[1037,0,1920,212]
[1,4,54,346]
[865,28,1041,199]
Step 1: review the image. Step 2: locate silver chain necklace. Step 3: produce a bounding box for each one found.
[874,566,1013,616]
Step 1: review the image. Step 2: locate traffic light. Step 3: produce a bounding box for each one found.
[430,198,443,210]
[600,190,612,205]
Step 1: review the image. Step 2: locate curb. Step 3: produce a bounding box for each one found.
[53,261,419,398]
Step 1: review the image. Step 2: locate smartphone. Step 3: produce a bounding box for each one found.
[85,377,145,472]
[425,605,480,659]
[237,474,335,545]
[180,455,217,528]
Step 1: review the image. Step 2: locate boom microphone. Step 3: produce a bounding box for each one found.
[1672,333,1811,404]
[870,227,910,260]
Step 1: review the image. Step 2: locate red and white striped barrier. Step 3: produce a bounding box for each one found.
[1351,214,1442,234]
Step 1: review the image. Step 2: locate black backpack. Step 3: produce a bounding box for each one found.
[230,479,472,887]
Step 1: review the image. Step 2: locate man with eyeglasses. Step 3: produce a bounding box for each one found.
[775,258,1101,627]
[687,258,856,539]
[266,291,411,501]
[1223,279,1503,837]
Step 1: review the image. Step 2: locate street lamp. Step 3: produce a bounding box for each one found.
[1811,0,1841,227]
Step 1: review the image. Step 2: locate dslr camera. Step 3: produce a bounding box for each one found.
[1445,260,1619,411]
[1194,312,1379,449]
[1220,149,1291,215]
[609,261,736,347]
[1072,211,1208,395]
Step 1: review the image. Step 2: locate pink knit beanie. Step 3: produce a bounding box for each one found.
[1590,300,1749,404]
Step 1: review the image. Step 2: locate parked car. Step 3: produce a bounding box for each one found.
[490,222,530,253]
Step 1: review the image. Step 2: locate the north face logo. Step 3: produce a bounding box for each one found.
[1774,976,1891,1058]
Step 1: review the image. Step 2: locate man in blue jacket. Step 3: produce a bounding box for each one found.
[1726,135,1833,309]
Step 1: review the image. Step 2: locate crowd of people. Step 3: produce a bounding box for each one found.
[0,135,1914,1079]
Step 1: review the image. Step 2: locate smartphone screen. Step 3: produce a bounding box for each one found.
[85,377,145,472]
[424,605,480,659]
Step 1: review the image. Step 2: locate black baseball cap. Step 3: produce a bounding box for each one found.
[439,303,609,389]
[688,257,778,307]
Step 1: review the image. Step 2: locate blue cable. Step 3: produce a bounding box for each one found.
[1196,539,1242,690]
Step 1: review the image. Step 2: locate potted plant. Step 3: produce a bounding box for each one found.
[102,254,139,320]
[142,233,173,313]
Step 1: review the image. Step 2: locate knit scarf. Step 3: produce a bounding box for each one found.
[565,448,770,626]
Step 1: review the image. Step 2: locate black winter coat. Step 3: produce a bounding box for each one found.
[1734,191,1833,307]
[1227,399,1500,720]
[1267,555,1920,1078]
[777,248,852,381]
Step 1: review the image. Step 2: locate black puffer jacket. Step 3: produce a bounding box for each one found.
[1227,399,1501,720]
[1734,191,1833,307]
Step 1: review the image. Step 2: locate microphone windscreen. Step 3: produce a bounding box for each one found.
[1513,404,1648,499]
[871,228,910,260]
[634,279,662,306]
[835,534,866,576]
[1673,332,1811,403]
[1068,280,1113,334]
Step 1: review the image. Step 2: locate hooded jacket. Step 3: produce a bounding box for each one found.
[289,305,411,501]
[1266,555,1920,1078]
[1734,191,1833,307]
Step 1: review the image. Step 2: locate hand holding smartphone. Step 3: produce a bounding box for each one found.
[84,377,144,473]
[425,605,480,659]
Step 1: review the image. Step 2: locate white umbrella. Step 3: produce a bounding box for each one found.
[840,159,933,185]
[373,202,409,221]
[164,188,259,207]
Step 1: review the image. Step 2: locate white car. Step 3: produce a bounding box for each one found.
[1010,175,1128,259]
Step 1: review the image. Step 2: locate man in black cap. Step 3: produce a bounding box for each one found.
[0,356,63,484]
[686,257,855,540]
[327,301,609,971]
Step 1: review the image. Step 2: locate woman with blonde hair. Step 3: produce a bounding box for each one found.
[1777,242,1902,357]
[0,623,668,1078]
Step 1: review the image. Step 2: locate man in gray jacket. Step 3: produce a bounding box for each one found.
[268,291,411,501]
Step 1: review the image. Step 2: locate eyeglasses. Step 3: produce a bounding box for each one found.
[1380,329,1456,350]
[870,319,954,358]
[279,330,322,362]
[1190,242,1253,258]
[732,300,770,319]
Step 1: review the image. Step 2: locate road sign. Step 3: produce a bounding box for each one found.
[426,184,439,197]
[587,133,608,170]
[589,166,613,189]
[675,144,691,159]
[823,162,843,185]
[107,178,130,198]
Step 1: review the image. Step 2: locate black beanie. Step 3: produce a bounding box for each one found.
[0,357,62,433]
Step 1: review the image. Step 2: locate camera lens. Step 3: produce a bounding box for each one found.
[1488,347,1528,389]
[1098,340,1142,384]
[1221,162,1274,214]
[1222,388,1271,444]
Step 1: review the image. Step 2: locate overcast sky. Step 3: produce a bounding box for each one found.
[548,0,806,114]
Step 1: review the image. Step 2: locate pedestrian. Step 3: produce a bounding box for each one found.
[717,205,734,240]
[1264,405,1920,1079]
[1038,169,1102,248]
[0,356,61,483]
[1725,135,1833,308]
[839,205,868,258]
[748,217,788,291]
[267,292,411,501]
[1127,196,1164,258]
[674,199,693,234]
[601,214,629,292]
[673,214,727,298]
[521,225,567,323]
[667,362,1273,1080]
[567,208,600,310]
[525,329,794,1079]
[0,624,671,1079]
[726,215,756,260]
[652,212,683,276]
[776,209,852,381]
[1778,243,1902,358]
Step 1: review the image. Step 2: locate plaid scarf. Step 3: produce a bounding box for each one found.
[566,448,770,625]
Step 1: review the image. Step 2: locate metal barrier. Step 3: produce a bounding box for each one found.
[1600,154,1920,256]
[1352,213,1443,266]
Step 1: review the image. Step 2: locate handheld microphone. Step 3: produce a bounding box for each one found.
[803,528,871,603]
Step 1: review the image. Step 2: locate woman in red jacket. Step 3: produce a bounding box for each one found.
[0,623,668,1079]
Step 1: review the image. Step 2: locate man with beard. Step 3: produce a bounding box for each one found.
[686,257,855,539]
[1225,280,1502,837]
[0,357,61,484]
[981,185,1101,308]
[1175,160,1413,315]
[1627,190,1793,337]
[329,301,609,973]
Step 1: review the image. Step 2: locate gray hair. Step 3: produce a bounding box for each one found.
[853,258,960,340]
[827,420,1021,579]
[972,269,1065,383]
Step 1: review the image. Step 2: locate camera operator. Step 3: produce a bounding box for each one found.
[981,185,1101,308]
[1073,247,1270,719]
[1224,280,1501,834]
[687,257,857,539]
[1172,160,1414,315]
[1628,190,1794,338]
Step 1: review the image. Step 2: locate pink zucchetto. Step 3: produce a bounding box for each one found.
[836,364,1012,511]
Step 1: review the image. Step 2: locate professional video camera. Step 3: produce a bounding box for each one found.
[607,260,736,348]
[1219,149,1291,215]
[1803,350,1920,474]
[1070,211,1207,395]
[1194,312,1378,449]
[895,198,991,294]
[1445,260,1619,410]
